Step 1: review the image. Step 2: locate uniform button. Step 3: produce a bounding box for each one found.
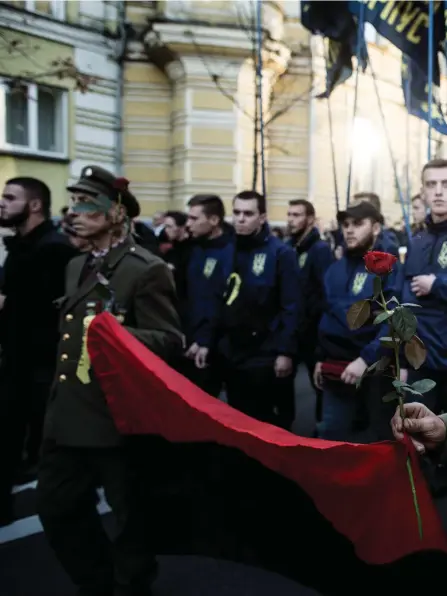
[59,374,67,382]
[62,333,70,340]
[130,247,136,252]
[65,314,73,322]
[61,353,68,361]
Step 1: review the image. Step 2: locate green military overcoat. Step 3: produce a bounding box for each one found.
[44,236,183,447]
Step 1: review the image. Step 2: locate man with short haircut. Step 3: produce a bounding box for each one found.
[287,199,333,427]
[411,193,427,235]
[0,177,77,525]
[182,195,234,394]
[163,210,191,325]
[215,190,302,429]
[399,159,447,414]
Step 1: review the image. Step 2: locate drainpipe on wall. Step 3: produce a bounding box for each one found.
[307,38,317,204]
[115,0,127,175]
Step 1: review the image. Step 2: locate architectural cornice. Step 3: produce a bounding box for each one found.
[0,6,116,53]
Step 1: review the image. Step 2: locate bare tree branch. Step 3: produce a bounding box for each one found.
[265,86,312,127]
[0,28,95,92]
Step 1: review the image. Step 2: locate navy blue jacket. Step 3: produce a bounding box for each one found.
[399,217,447,370]
[217,225,302,368]
[379,228,400,257]
[318,252,400,365]
[185,230,234,347]
[289,227,334,340]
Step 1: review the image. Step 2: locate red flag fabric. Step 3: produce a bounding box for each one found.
[87,313,447,566]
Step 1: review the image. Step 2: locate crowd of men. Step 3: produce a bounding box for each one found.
[0,158,446,595]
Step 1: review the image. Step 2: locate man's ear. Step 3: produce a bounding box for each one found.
[209,214,219,227]
[372,221,381,237]
[28,198,41,214]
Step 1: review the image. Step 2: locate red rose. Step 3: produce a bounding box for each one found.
[113,177,129,191]
[363,251,398,275]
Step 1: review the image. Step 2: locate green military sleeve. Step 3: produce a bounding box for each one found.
[125,260,183,361]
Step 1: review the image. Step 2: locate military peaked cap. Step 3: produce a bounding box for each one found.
[67,165,140,218]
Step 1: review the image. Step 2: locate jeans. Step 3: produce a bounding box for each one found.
[318,377,395,443]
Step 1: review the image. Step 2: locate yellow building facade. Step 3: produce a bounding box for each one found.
[0,1,444,225]
[0,0,121,214]
[124,0,445,225]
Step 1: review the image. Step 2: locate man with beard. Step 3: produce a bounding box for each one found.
[313,202,402,442]
[0,177,77,525]
[287,199,333,430]
[36,165,182,596]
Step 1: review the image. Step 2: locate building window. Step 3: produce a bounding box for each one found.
[0,80,68,158]
[25,0,66,20]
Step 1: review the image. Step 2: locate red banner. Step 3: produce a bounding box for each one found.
[88,313,447,565]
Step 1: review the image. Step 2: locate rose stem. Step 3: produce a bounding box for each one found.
[380,289,423,539]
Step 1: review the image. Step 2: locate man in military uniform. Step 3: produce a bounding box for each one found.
[36,166,183,596]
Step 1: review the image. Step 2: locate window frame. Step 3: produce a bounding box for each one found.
[25,0,66,20]
[0,78,69,159]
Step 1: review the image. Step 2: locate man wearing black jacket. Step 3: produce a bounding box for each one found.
[287,200,334,427]
[0,177,77,525]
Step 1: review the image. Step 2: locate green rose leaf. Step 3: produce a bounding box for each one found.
[392,379,409,390]
[374,310,394,325]
[404,335,427,370]
[411,379,437,394]
[401,386,422,396]
[356,358,382,388]
[347,299,371,330]
[373,276,382,299]
[382,391,399,403]
[392,306,417,342]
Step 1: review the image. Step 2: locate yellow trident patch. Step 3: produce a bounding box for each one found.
[252,253,266,276]
[203,258,217,278]
[352,273,368,296]
[438,242,447,269]
[299,253,308,268]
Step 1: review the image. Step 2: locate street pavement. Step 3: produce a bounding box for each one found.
[0,366,322,596]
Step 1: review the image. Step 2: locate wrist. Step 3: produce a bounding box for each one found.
[439,414,447,443]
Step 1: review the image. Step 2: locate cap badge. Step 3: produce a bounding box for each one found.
[85,167,93,177]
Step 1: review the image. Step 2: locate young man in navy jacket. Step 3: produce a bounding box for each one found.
[211,191,302,429]
[314,202,401,442]
[399,159,447,413]
[287,199,334,427]
[182,194,234,394]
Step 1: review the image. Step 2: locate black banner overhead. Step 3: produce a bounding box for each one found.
[301,1,445,82]
[348,0,443,85]
[301,1,367,98]
[316,39,361,99]
[402,55,447,135]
